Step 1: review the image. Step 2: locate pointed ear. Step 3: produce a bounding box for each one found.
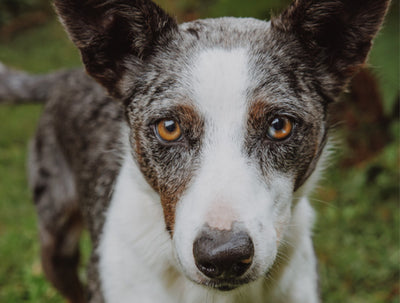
[272,0,390,99]
[54,0,178,98]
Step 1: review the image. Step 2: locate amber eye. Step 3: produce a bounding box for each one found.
[267,117,293,141]
[156,119,182,142]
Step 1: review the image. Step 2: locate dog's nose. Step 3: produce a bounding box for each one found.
[193,226,254,279]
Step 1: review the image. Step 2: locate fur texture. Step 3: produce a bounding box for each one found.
[0,0,390,302]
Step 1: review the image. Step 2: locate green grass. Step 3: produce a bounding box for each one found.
[0,19,80,72]
[314,140,400,303]
[369,3,400,114]
[0,3,399,303]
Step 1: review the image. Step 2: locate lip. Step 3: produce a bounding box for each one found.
[200,277,252,292]
[216,284,237,291]
[194,265,269,292]
[188,262,263,292]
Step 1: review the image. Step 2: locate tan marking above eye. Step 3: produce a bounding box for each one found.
[267,117,293,140]
[157,119,182,142]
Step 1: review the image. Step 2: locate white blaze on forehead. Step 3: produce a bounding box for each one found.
[174,48,287,282]
[176,47,268,238]
[189,47,252,215]
[188,47,253,216]
[191,47,249,125]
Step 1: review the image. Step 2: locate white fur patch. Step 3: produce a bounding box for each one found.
[99,127,175,302]
[174,47,289,287]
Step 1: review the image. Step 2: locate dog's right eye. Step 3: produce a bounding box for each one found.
[156,119,182,142]
[267,117,293,141]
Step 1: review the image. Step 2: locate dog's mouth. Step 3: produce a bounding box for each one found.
[202,280,241,291]
[215,284,237,291]
[197,275,257,292]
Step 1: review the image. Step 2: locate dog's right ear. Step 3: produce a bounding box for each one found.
[54,0,178,98]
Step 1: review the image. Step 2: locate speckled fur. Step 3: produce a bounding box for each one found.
[0,0,390,302]
[27,69,123,302]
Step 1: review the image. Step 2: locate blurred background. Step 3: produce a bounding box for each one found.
[0,0,398,302]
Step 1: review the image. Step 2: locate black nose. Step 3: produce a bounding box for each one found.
[193,225,254,279]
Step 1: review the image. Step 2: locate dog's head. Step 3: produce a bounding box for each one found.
[55,0,389,291]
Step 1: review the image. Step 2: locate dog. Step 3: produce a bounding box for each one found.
[0,0,390,302]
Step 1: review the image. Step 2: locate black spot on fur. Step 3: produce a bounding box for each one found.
[33,184,46,204]
[39,168,51,179]
[186,27,200,39]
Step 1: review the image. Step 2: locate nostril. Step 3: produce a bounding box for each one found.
[231,258,252,277]
[197,262,220,278]
[193,225,254,280]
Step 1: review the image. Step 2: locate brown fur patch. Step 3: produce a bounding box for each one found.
[130,103,205,233]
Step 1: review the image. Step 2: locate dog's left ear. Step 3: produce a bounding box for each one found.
[272,0,390,100]
[54,0,178,98]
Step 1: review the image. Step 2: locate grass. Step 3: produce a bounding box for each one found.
[369,4,400,114]
[314,141,400,303]
[0,17,80,72]
[0,2,399,302]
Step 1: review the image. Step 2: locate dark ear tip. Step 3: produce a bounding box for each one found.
[53,0,177,98]
[270,0,390,101]
[273,0,391,52]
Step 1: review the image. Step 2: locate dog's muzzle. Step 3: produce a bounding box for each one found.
[193,224,254,290]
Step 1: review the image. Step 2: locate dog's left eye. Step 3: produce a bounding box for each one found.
[156,119,182,142]
[267,117,293,141]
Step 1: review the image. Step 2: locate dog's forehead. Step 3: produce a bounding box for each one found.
[190,47,248,122]
[179,17,271,45]
[160,17,317,106]
[130,16,324,126]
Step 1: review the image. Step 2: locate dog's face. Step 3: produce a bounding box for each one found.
[121,19,329,289]
[55,0,389,291]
